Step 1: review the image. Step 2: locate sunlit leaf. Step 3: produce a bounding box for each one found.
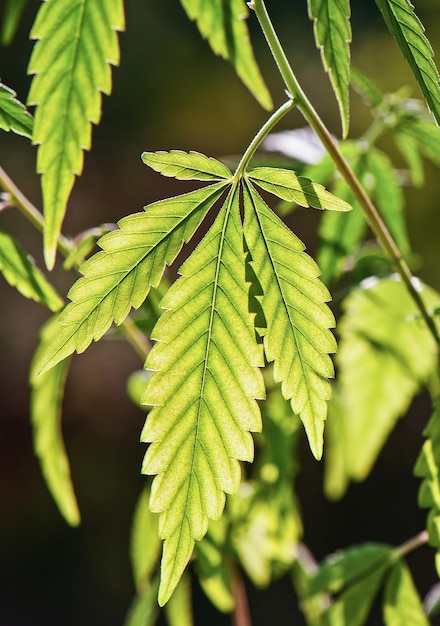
[130,487,161,592]
[123,575,160,626]
[164,573,194,626]
[383,560,429,626]
[29,317,79,527]
[375,0,440,126]
[36,183,227,375]
[243,180,336,459]
[1,0,28,46]
[27,0,125,268]
[350,66,384,108]
[141,188,264,605]
[141,151,232,181]
[0,81,33,138]
[0,231,63,311]
[179,0,272,110]
[308,0,351,137]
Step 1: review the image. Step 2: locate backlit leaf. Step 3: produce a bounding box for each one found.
[141,188,265,605]
[141,151,232,181]
[243,180,336,460]
[27,0,125,268]
[179,0,272,110]
[130,487,161,592]
[0,81,33,138]
[0,231,63,311]
[164,573,194,626]
[308,0,352,137]
[29,317,79,527]
[1,0,28,46]
[383,560,429,626]
[375,0,440,126]
[36,183,227,375]
[247,167,352,211]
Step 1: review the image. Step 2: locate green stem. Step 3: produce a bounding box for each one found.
[234,98,296,178]
[250,0,440,346]
[0,165,150,362]
[396,530,428,559]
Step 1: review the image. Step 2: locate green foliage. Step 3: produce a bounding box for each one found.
[1,0,28,45]
[0,82,33,137]
[27,0,125,269]
[383,560,429,626]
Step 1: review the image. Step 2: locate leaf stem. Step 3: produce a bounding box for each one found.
[0,165,150,362]
[250,0,440,346]
[232,566,252,626]
[396,530,429,558]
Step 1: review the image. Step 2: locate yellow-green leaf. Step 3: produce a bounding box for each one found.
[0,81,33,137]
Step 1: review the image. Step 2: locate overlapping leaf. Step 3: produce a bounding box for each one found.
[27,0,125,268]
[179,0,272,110]
[36,183,227,375]
[325,277,439,497]
[308,0,352,137]
[142,151,232,181]
[243,180,336,459]
[247,167,352,211]
[0,231,63,311]
[29,317,79,526]
[383,560,429,625]
[375,0,440,126]
[141,188,265,605]
[0,81,32,138]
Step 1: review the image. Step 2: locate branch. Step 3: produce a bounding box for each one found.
[232,567,252,626]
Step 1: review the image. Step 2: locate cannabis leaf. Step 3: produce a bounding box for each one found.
[308,0,352,137]
[243,180,336,459]
[1,0,28,45]
[0,81,32,138]
[29,317,79,526]
[27,0,125,269]
[0,231,63,311]
[141,151,232,181]
[179,0,272,110]
[36,183,228,375]
[325,277,438,497]
[247,167,352,211]
[383,560,429,625]
[141,188,265,605]
[375,0,440,126]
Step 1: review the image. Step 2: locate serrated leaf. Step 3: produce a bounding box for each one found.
[141,188,265,605]
[164,573,194,626]
[130,487,161,592]
[142,151,232,181]
[1,0,28,46]
[247,167,352,212]
[243,180,336,460]
[27,0,125,268]
[383,560,429,626]
[308,0,351,137]
[326,277,438,491]
[36,183,227,375]
[29,317,79,527]
[179,0,272,110]
[0,81,33,138]
[0,231,63,311]
[375,0,440,126]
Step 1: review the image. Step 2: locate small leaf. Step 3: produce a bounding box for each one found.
[393,131,425,187]
[247,167,352,211]
[179,0,272,110]
[164,573,194,626]
[243,181,336,459]
[1,0,28,46]
[383,560,429,626]
[375,0,440,126]
[142,151,232,181]
[36,183,227,375]
[141,188,264,605]
[308,0,352,137]
[0,81,33,138]
[350,66,384,108]
[130,487,161,592]
[27,0,125,268]
[0,231,63,311]
[29,317,79,527]
[398,116,440,166]
[123,576,160,626]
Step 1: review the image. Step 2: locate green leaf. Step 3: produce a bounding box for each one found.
[164,573,194,626]
[0,81,33,138]
[350,66,384,108]
[124,576,160,626]
[179,0,272,110]
[393,131,425,187]
[130,487,161,592]
[398,116,440,166]
[375,0,440,126]
[36,183,227,375]
[326,277,438,491]
[308,543,392,597]
[243,180,336,460]
[27,0,125,269]
[308,0,352,137]
[142,151,232,181]
[0,231,63,311]
[247,167,352,211]
[29,317,79,527]
[1,0,28,46]
[383,560,429,626]
[141,188,264,605]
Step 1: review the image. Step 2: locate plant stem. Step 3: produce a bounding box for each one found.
[396,530,428,558]
[250,0,440,346]
[232,567,252,626]
[0,165,150,362]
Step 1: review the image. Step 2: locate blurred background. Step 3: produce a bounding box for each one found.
[1,0,440,624]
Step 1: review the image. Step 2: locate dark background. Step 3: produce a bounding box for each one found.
[1,1,440,624]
